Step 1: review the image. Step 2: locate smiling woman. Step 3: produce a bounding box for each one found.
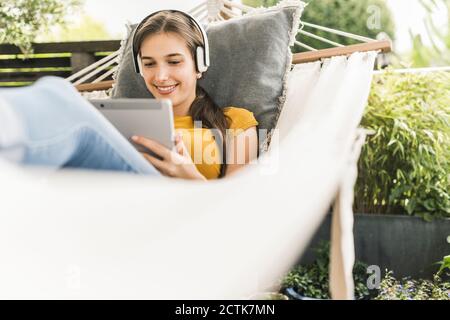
[131,10,259,179]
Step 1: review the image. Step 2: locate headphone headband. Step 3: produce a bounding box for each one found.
[132,9,210,75]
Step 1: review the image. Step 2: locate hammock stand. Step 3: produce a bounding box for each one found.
[63,0,393,299]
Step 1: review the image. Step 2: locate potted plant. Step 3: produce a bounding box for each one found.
[350,69,450,278]
[297,70,450,280]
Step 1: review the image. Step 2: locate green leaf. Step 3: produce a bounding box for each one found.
[423,199,436,211]
[422,212,434,222]
[437,255,450,275]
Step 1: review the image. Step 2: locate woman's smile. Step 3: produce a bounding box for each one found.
[154,83,179,95]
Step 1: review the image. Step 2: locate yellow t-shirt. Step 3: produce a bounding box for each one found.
[174,107,258,180]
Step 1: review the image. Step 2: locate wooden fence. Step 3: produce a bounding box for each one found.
[0,41,121,87]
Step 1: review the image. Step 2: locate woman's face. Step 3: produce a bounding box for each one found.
[139,32,198,115]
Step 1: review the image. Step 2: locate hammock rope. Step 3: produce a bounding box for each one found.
[67,0,391,87]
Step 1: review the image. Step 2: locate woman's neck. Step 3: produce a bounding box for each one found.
[172,92,196,117]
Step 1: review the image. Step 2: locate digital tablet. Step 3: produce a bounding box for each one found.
[89,98,175,153]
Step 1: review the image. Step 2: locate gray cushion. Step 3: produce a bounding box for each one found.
[111,25,152,99]
[111,2,304,149]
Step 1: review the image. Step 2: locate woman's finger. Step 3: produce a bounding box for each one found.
[175,133,189,157]
[132,136,171,159]
[176,138,184,155]
[140,152,172,176]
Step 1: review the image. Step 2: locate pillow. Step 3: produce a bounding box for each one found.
[111,0,305,151]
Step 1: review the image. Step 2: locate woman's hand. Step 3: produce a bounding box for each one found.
[132,134,207,181]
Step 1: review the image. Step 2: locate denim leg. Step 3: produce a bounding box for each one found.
[0,77,160,175]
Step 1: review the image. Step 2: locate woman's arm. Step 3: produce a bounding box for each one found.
[225,126,258,177]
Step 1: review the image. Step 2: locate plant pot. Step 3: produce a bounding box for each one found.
[299,213,450,279]
[283,287,324,300]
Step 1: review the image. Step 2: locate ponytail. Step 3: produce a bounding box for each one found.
[190,86,229,178]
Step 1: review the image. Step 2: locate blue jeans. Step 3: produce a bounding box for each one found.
[0,77,160,176]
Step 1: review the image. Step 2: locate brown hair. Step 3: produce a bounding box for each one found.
[133,10,228,178]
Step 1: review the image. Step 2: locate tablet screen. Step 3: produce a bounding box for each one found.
[89,99,175,155]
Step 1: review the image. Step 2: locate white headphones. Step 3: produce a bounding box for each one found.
[132,10,210,77]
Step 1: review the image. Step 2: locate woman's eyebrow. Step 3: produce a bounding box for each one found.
[141,53,184,60]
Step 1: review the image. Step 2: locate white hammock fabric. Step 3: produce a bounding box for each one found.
[0,51,377,299]
[272,51,377,299]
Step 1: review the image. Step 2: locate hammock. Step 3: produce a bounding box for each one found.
[0,0,388,299]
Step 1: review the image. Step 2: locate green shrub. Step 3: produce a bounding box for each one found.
[355,70,450,220]
[243,0,395,51]
[281,242,450,300]
[0,0,82,55]
[375,271,450,300]
[280,242,375,299]
[296,0,395,51]
[403,0,450,67]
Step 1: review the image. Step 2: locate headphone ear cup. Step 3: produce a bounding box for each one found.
[196,46,207,73]
[137,55,144,77]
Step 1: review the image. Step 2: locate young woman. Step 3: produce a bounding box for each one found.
[0,10,258,180]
